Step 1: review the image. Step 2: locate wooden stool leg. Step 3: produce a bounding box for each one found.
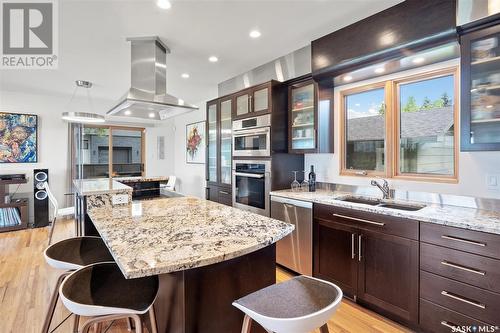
[148,307,158,333]
[41,271,70,333]
[241,314,252,333]
[319,324,330,333]
[73,314,80,333]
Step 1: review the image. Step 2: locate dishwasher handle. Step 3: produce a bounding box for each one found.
[270,196,312,209]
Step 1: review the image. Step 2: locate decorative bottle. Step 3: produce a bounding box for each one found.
[308,165,316,192]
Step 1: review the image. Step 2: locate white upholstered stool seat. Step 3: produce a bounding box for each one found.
[60,262,159,333]
[44,236,114,270]
[233,275,343,333]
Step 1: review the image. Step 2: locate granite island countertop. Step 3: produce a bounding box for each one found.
[73,178,132,196]
[270,189,500,235]
[87,196,294,278]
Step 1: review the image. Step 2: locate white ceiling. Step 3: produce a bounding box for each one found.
[0,0,402,114]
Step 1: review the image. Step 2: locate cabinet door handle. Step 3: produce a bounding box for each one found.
[441,261,486,276]
[440,291,486,309]
[441,235,486,247]
[219,191,229,195]
[358,235,362,262]
[332,213,385,226]
[441,321,465,333]
[351,233,356,259]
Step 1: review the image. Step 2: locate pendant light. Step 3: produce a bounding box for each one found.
[61,80,105,123]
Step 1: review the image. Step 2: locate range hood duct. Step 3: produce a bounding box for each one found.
[107,36,198,120]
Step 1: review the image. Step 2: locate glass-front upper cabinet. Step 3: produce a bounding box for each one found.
[235,93,249,117]
[233,83,271,119]
[461,24,500,151]
[207,102,218,182]
[289,81,317,152]
[220,98,232,185]
[253,87,269,113]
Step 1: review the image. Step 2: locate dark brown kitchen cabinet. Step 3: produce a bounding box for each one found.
[420,223,500,328]
[313,204,419,326]
[206,96,232,206]
[233,82,273,120]
[357,229,419,324]
[287,77,334,154]
[460,21,500,151]
[314,219,358,299]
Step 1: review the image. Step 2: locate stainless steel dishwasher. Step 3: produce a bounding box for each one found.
[270,196,312,275]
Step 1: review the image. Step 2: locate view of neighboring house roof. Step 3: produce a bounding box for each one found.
[347,107,454,142]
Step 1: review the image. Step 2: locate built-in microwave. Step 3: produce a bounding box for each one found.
[232,114,271,157]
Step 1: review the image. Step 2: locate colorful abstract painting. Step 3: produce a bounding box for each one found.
[186,121,205,164]
[0,113,38,163]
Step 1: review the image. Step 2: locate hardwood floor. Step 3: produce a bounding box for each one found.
[0,219,412,333]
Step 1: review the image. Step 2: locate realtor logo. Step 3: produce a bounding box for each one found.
[1,0,58,69]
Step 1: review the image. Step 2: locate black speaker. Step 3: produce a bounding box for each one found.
[33,169,49,228]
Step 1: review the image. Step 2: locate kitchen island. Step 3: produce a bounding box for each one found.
[86,195,293,333]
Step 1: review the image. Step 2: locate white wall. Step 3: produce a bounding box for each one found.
[0,91,70,221]
[169,104,207,198]
[305,60,500,199]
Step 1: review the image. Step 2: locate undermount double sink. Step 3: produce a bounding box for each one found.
[337,195,426,211]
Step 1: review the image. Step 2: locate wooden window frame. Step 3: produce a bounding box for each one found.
[73,124,146,179]
[340,66,459,183]
[393,67,459,183]
[339,81,392,177]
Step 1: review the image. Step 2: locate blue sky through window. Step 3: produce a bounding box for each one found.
[346,75,454,119]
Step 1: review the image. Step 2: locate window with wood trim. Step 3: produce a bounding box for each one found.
[340,67,458,182]
[74,125,145,179]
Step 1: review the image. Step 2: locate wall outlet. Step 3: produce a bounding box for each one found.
[487,174,500,192]
[112,194,129,205]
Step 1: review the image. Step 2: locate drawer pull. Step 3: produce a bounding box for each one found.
[219,191,229,195]
[441,321,465,333]
[441,235,486,247]
[332,213,385,226]
[441,291,486,309]
[441,261,486,276]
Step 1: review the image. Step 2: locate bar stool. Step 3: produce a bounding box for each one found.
[59,262,159,333]
[233,275,343,333]
[42,236,115,333]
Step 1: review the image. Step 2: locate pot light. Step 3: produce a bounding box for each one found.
[124,110,132,116]
[249,30,261,38]
[343,75,353,82]
[209,56,218,63]
[181,73,190,79]
[412,57,425,64]
[149,112,156,118]
[157,0,171,9]
[374,67,385,74]
[486,105,493,109]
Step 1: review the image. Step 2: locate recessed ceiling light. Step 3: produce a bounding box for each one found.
[374,67,385,74]
[181,73,190,79]
[486,105,493,109]
[149,112,156,118]
[343,75,353,82]
[249,30,261,38]
[412,57,425,64]
[124,110,132,116]
[156,0,171,9]
[209,56,218,63]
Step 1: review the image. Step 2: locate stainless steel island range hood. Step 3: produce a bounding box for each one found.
[107,36,198,120]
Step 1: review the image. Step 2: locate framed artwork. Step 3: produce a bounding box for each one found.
[186,121,205,164]
[0,112,38,163]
